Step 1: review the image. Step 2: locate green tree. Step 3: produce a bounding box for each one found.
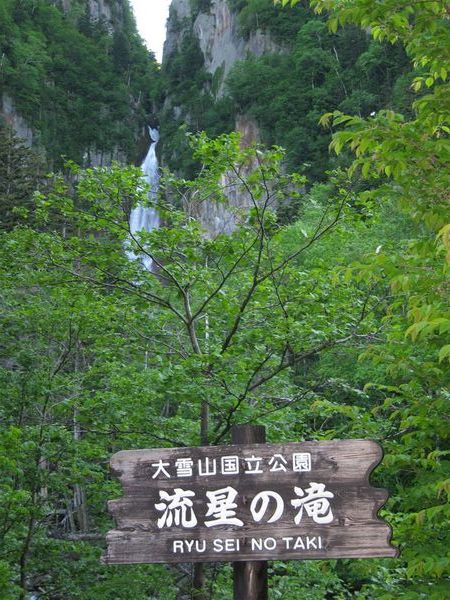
[279,0,450,594]
[36,135,375,446]
[0,125,44,229]
[0,0,159,165]
[0,133,386,597]
[226,13,410,179]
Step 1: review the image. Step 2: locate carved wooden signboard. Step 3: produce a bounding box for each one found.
[104,440,397,564]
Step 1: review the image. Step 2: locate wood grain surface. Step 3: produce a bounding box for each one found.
[104,440,398,564]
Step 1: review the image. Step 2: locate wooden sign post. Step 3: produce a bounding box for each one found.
[104,433,397,598]
[232,425,268,600]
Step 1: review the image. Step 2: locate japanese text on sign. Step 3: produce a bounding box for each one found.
[105,440,398,565]
[155,482,334,529]
[150,452,312,479]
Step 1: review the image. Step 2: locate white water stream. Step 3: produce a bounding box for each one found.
[129,126,160,270]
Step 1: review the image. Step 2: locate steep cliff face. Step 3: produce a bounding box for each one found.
[161,0,283,234]
[187,113,262,238]
[164,0,281,98]
[161,0,411,188]
[1,95,33,147]
[0,0,158,166]
[86,0,115,23]
[59,0,116,23]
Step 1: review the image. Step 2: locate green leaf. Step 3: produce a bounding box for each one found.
[438,345,450,363]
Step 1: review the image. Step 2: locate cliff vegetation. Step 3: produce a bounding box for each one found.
[0,0,159,165]
[0,0,448,598]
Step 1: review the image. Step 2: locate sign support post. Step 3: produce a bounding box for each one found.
[231,425,268,600]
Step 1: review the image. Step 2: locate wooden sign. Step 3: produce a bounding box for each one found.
[104,440,397,564]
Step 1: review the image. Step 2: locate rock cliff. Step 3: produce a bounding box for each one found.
[164,0,281,98]
[1,95,34,147]
[162,0,283,235]
[0,0,154,166]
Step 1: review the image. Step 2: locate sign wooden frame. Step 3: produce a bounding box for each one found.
[104,438,397,565]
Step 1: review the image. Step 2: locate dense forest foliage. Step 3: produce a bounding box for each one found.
[226,2,413,179]
[0,0,449,598]
[160,0,413,181]
[159,27,235,177]
[0,0,159,165]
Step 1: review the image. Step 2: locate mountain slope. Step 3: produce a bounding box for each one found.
[0,0,159,166]
[160,0,412,180]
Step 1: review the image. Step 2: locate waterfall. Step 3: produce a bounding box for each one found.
[129,126,160,270]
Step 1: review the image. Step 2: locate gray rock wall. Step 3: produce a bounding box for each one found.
[194,1,280,96]
[1,0,126,157]
[164,0,282,97]
[1,95,33,147]
[60,0,121,27]
[164,1,283,236]
[163,0,192,58]
[87,0,113,22]
[186,114,269,238]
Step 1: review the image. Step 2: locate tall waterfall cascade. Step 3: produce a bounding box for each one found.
[129,126,160,270]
